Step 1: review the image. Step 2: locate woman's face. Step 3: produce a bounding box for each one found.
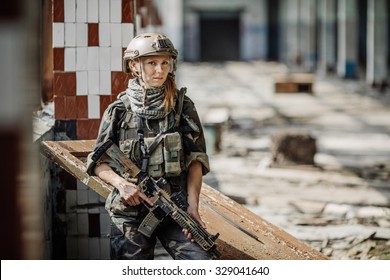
[130,55,171,88]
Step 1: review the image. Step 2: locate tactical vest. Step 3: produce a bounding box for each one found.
[117,88,189,193]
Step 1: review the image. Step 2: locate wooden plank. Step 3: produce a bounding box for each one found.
[56,140,96,157]
[40,140,327,260]
[200,186,327,259]
[40,140,111,198]
[274,73,314,94]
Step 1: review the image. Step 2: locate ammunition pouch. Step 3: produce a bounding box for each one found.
[146,131,184,178]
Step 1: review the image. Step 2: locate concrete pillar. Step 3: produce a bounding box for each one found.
[337,0,358,78]
[153,0,184,59]
[241,0,268,60]
[366,0,388,86]
[279,0,300,65]
[318,0,337,74]
[299,0,316,71]
[0,0,43,259]
[183,11,200,61]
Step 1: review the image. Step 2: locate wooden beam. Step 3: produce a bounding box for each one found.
[41,140,327,260]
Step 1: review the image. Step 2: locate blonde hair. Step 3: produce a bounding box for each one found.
[163,74,177,112]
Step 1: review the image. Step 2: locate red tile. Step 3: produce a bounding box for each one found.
[54,96,66,120]
[89,119,101,139]
[137,0,143,11]
[141,13,147,28]
[112,94,118,102]
[88,23,99,46]
[53,72,76,96]
[100,95,112,118]
[53,48,64,71]
[77,119,101,140]
[111,71,131,95]
[53,0,64,22]
[65,96,77,120]
[76,96,88,119]
[155,13,162,26]
[76,119,89,140]
[122,0,133,23]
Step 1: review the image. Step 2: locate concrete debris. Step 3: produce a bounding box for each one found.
[177,61,390,259]
[271,131,317,165]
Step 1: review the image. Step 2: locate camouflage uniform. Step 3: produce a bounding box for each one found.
[87,83,212,260]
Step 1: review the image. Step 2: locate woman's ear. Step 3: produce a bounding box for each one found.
[129,60,139,74]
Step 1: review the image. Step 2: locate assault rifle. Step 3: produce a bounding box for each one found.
[91,139,220,258]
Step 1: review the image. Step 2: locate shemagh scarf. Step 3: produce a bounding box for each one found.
[126,78,169,120]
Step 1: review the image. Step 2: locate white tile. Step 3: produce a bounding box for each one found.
[76,47,88,70]
[76,71,88,96]
[76,0,87,22]
[78,237,89,259]
[99,205,106,213]
[99,195,106,204]
[77,213,89,235]
[87,0,99,23]
[99,71,111,95]
[87,46,99,70]
[88,189,100,204]
[88,207,100,214]
[88,93,100,118]
[52,23,64,47]
[110,0,121,23]
[77,180,88,190]
[66,190,77,213]
[100,237,110,259]
[88,71,100,96]
[64,47,76,71]
[64,0,76,22]
[110,47,122,71]
[136,14,142,32]
[110,23,122,47]
[67,213,78,235]
[77,189,88,206]
[65,23,76,47]
[76,23,88,46]
[99,0,110,22]
[99,23,110,47]
[122,23,133,48]
[99,47,111,70]
[88,238,101,260]
[66,236,78,259]
[99,213,110,237]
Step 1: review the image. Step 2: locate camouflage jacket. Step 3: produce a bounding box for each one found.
[86,88,210,217]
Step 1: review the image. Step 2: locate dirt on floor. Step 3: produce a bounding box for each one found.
[177,61,390,260]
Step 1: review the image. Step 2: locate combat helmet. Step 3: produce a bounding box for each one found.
[123,32,178,74]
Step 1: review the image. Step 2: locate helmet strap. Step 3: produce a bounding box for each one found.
[134,58,149,107]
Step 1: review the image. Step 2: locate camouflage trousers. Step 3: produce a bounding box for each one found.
[109,214,214,260]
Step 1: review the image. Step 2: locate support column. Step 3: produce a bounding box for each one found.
[299,0,316,71]
[337,0,358,78]
[279,0,300,66]
[318,0,337,74]
[242,0,268,60]
[155,0,184,58]
[366,0,388,86]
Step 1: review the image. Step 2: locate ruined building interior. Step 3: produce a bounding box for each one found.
[1,0,389,261]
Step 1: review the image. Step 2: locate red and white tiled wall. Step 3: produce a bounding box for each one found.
[51,0,158,259]
[52,0,140,140]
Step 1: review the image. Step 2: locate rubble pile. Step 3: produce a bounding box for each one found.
[177,61,390,260]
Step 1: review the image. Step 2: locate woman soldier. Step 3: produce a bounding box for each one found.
[86,33,214,260]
